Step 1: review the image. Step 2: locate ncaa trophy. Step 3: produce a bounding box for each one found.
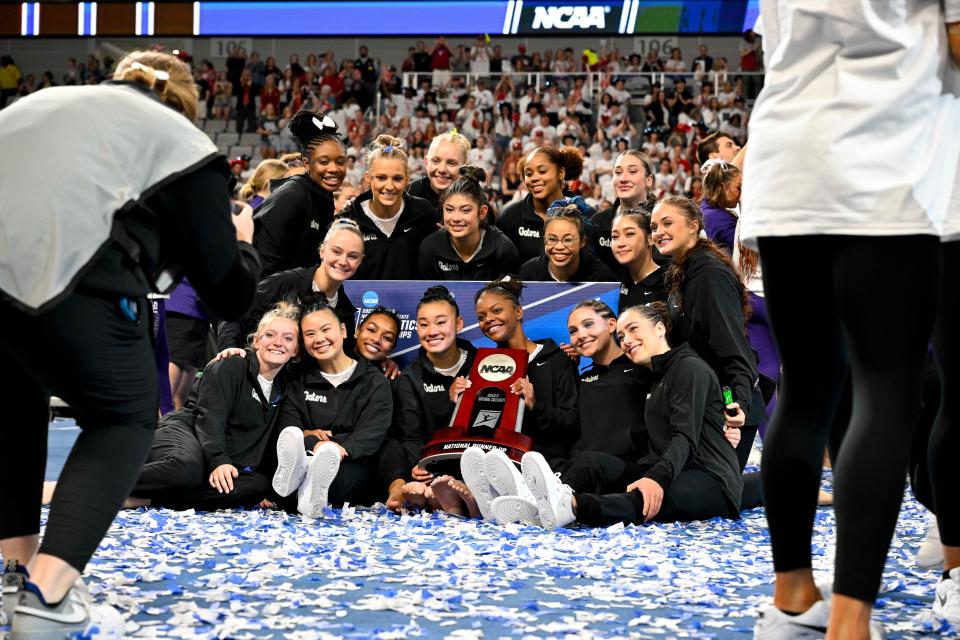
[419,348,534,468]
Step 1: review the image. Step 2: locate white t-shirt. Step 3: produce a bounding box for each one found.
[741,0,960,244]
[321,359,358,388]
[361,200,405,238]
[257,374,274,401]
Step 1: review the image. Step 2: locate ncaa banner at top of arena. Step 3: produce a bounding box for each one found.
[193,0,758,36]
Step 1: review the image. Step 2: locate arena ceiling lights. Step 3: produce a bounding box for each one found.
[13,0,757,37]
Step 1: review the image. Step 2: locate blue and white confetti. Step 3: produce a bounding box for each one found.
[28,471,960,639]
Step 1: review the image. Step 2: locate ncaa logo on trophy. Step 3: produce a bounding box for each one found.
[419,348,534,468]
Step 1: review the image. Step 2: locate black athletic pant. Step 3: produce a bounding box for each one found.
[758,235,939,603]
[930,241,960,547]
[562,449,762,511]
[131,422,269,510]
[0,292,158,572]
[575,469,734,526]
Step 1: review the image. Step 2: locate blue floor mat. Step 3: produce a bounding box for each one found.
[38,427,957,639]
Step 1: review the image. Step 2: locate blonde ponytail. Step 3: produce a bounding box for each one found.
[113,51,199,121]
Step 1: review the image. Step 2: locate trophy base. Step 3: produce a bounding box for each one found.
[419,430,534,469]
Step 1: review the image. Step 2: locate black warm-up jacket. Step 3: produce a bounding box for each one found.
[392,339,478,469]
[418,226,520,281]
[253,173,335,276]
[671,245,759,423]
[406,175,440,211]
[162,350,288,474]
[571,354,649,461]
[278,357,393,459]
[638,343,742,517]
[525,338,580,462]
[216,266,356,350]
[518,250,617,282]
[337,191,439,279]
[618,266,668,312]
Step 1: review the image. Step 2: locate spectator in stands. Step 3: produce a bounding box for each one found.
[0,55,21,108]
[470,36,491,77]
[256,103,280,159]
[253,111,346,275]
[512,44,532,72]
[263,56,281,84]
[337,135,439,279]
[125,302,300,511]
[246,51,266,87]
[497,145,586,262]
[519,199,615,283]
[13,73,31,98]
[500,158,522,203]
[38,71,57,90]
[211,71,233,121]
[226,47,246,96]
[692,44,714,74]
[419,165,519,281]
[430,36,453,88]
[284,53,304,79]
[664,47,686,79]
[721,114,746,146]
[467,135,496,177]
[62,58,80,86]
[408,130,471,209]
[235,69,259,133]
[270,299,393,516]
[697,130,742,167]
[259,73,280,112]
[641,48,664,73]
[653,158,680,198]
[239,158,288,209]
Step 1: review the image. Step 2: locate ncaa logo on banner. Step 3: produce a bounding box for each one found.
[477,354,516,382]
[362,291,379,308]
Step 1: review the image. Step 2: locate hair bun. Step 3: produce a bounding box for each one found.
[458,164,487,184]
[289,110,341,149]
[372,134,405,151]
[423,285,453,298]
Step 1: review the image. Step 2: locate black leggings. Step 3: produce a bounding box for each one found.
[0,292,158,572]
[758,235,939,603]
[930,241,960,547]
[131,422,269,511]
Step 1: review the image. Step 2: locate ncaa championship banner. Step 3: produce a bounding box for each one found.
[342,281,620,369]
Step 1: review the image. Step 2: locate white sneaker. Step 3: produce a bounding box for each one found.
[917,513,944,571]
[490,495,540,526]
[297,442,341,517]
[933,567,960,626]
[12,582,125,639]
[460,447,497,520]
[755,599,886,639]
[272,426,308,497]
[2,560,27,625]
[485,450,540,525]
[755,600,829,639]
[521,451,575,530]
